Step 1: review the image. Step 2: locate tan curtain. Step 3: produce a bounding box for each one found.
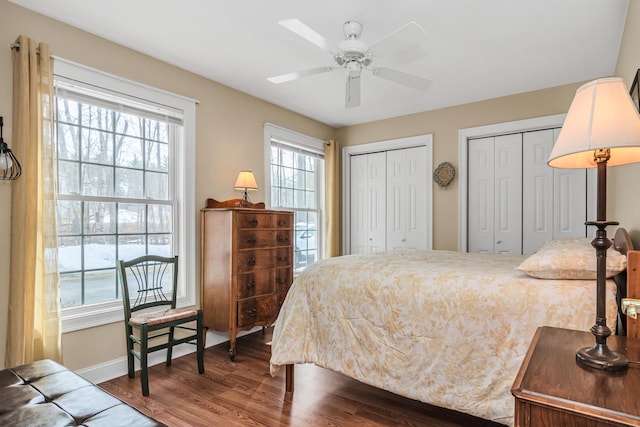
[6,36,61,366]
[324,140,340,258]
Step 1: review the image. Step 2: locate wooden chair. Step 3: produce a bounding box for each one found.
[117,255,204,396]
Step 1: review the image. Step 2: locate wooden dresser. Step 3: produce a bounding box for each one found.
[200,207,294,360]
[511,326,640,426]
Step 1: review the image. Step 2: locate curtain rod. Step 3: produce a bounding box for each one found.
[10,41,41,54]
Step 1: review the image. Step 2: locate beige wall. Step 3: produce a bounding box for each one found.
[0,0,334,370]
[2,0,639,372]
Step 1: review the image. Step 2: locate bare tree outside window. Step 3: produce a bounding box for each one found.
[55,92,176,308]
[270,143,322,273]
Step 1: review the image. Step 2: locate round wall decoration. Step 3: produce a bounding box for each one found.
[433,162,456,187]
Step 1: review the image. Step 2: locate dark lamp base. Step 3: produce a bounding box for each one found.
[576,344,628,371]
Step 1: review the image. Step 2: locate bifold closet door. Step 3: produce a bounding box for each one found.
[350,152,386,254]
[468,134,522,254]
[386,146,428,250]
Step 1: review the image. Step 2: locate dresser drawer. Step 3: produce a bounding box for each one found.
[237,230,274,250]
[272,213,292,228]
[236,249,276,273]
[275,229,292,247]
[237,212,271,228]
[276,267,292,290]
[237,271,276,299]
[237,294,279,328]
[276,248,292,267]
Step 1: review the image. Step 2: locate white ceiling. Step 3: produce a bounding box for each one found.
[10,0,630,128]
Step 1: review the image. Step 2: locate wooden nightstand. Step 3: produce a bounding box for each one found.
[511,326,640,426]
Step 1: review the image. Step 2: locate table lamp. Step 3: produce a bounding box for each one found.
[234,170,258,208]
[548,77,640,370]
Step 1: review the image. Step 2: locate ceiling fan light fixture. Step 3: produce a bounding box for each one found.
[338,39,367,56]
[346,61,361,76]
[343,21,363,39]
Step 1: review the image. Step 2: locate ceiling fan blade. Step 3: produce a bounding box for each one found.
[268,66,335,84]
[279,18,333,53]
[373,67,432,92]
[368,21,428,62]
[345,71,361,108]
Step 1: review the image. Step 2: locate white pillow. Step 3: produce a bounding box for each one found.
[517,238,627,279]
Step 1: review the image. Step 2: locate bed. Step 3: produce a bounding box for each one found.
[269,228,636,426]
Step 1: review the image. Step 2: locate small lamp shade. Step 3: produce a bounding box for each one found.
[548,77,640,168]
[234,170,258,191]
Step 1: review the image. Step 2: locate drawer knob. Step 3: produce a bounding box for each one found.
[247,258,256,266]
[247,238,257,244]
[278,256,288,262]
[277,277,286,284]
[278,221,287,226]
[248,308,257,317]
[278,236,289,242]
[246,282,256,290]
[249,219,259,226]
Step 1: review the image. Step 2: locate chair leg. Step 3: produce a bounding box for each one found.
[197,312,205,374]
[140,324,150,396]
[167,326,174,367]
[126,325,135,379]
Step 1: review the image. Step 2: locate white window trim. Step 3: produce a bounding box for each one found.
[54,58,197,333]
[263,122,326,210]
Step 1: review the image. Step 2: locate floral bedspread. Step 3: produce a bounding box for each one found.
[269,250,618,426]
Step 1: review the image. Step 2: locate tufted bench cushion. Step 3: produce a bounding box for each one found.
[0,359,166,427]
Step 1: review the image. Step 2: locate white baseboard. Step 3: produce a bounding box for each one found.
[77,327,261,384]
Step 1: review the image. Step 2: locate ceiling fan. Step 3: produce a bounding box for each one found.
[268,19,432,108]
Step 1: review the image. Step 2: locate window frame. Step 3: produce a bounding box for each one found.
[263,123,325,271]
[54,58,197,333]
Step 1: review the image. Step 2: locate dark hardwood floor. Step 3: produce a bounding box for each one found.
[100,329,506,427]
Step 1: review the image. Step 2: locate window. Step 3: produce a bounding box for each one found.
[264,124,324,273]
[54,59,196,332]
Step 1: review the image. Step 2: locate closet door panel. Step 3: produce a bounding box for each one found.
[350,154,369,254]
[522,129,554,254]
[552,127,589,240]
[387,149,406,250]
[553,169,587,238]
[468,137,495,253]
[493,133,522,254]
[367,152,387,253]
[405,146,428,250]
[386,146,427,250]
[350,152,386,254]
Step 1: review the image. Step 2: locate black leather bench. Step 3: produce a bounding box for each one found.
[0,359,166,426]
